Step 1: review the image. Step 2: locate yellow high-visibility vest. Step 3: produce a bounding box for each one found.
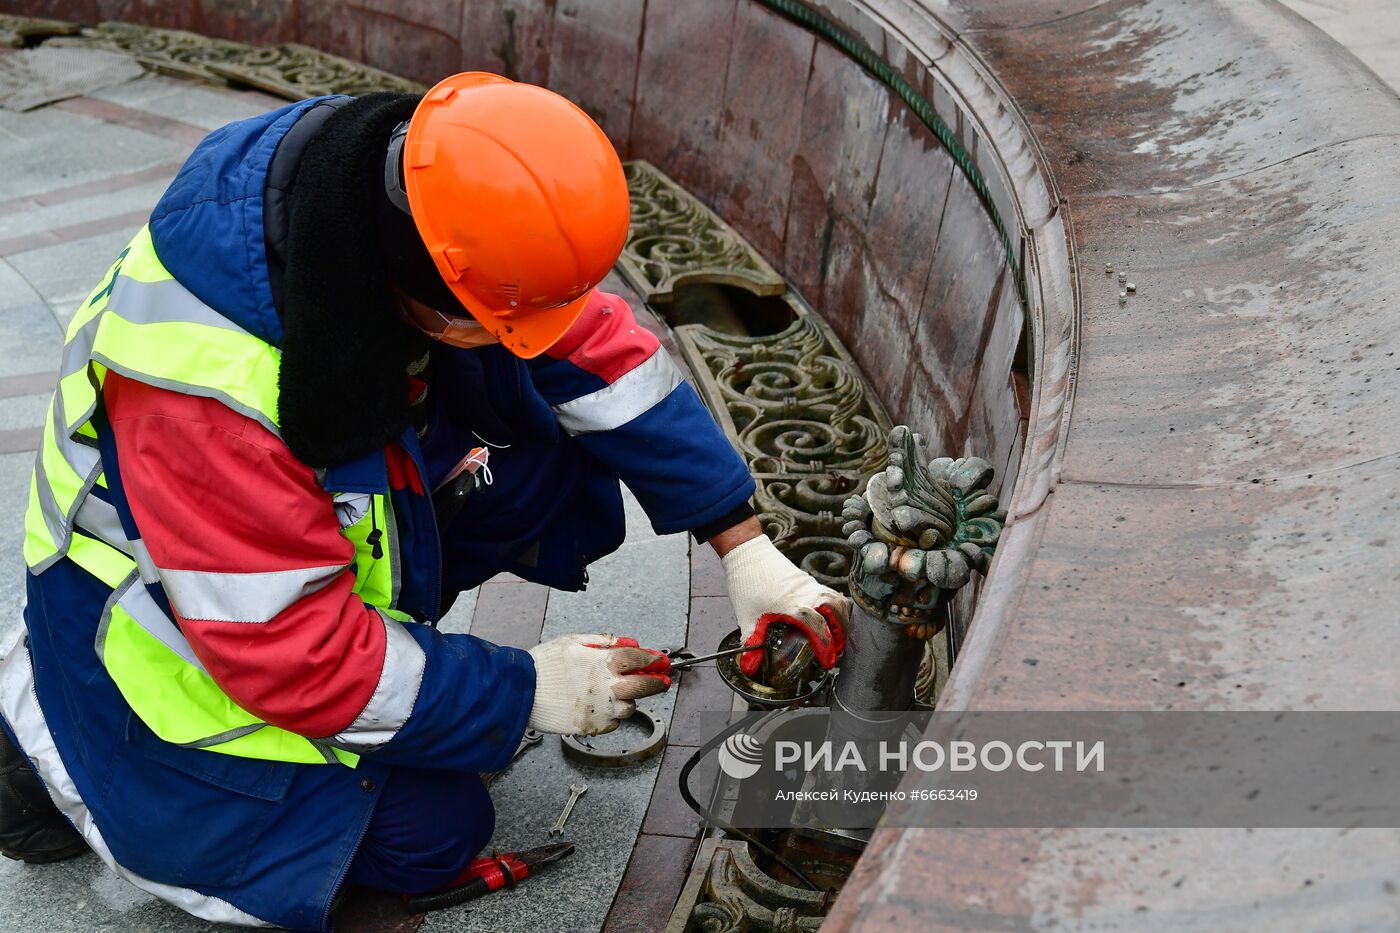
[25,226,408,766]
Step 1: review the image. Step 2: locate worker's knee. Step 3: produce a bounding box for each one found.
[346,767,495,894]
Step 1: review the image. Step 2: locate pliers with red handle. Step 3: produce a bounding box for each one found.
[403,842,575,913]
[608,638,769,689]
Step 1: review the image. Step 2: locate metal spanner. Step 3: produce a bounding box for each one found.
[482,728,543,787]
[550,783,587,837]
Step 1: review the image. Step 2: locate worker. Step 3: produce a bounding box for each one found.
[0,74,848,929]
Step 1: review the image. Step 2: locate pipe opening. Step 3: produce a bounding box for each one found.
[656,283,796,337]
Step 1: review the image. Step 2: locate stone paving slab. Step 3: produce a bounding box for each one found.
[0,260,62,379]
[86,74,288,131]
[1280,0,1400,92]
[5,227,148,328]
[427,693,679,933]
[0,177,171,242]
[0,105,191,202]
[0,393,47,434]
[0,452,35,648]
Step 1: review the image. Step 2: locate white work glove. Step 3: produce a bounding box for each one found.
[526,634,671,735]
[720,535,850,676]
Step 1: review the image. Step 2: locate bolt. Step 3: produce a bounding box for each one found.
[1117,271,1127,284]
[1126,282,1137,293]
[1118,291,1128,304]
[1105,262,1114,274]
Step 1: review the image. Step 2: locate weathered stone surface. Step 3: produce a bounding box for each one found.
[630,0,739,206]
[689,542,727,599]
[640,745,716,839]
[907,169,1007,430]
[962,272,1024,499]
[687,595,737,654]
[667,662,732,748]
[601,833,700,933]
[295,0,365,62]
[358,0,464,85]
[958,457,1400,712]
[458,0,554,85]
[1063,134,1400,486]
[545,0,644,151]
[835,107,955,342]
[781,40,890,306]
[926,0,1109,34]
[708,0,814,263]
[968,0,1400,196]
[467,579,549,650]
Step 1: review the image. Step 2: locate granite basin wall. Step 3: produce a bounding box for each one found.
[10,0,1048,504]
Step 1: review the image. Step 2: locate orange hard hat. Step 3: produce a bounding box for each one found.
[399,72,630,358]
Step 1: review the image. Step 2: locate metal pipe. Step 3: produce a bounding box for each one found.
[810,426,1006,830]
[832,601,922,715]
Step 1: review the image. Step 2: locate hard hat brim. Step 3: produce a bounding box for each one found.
[458,288,592,359]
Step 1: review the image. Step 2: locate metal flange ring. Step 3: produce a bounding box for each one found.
[560,709,668,768]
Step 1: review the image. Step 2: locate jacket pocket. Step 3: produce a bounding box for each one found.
[124,713,295,802]
[95,713,298,888]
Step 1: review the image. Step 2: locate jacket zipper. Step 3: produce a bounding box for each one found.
[401,437,442,624]
[321,798,376,931]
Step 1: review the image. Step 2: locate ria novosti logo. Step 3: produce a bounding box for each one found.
[717,732,764,779]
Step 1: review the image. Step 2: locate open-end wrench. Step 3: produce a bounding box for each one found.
[549,783,587,837]
[483,728,543,787]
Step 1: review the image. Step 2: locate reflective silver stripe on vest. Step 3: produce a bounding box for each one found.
[73,496,130,556]
[95,575,209,674]
[58,311,100,383]
[72,274,282,438]
[0,643,271,927]
[30,359,104,575]
[326,611,426,752]
[58,278,244,383]
[175,723,267,750]
[89,353,281,441]
[29,433,103,577]
[31,456,71,567]
[129,538,161,585]
[159,563,347,624]
[107,275,250,333]
[74,497,163,588]
[551,348,684,435]
[50,378,102,484]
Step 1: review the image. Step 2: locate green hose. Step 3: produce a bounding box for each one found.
[753,0,1028,313]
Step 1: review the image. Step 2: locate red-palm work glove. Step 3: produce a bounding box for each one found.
[719,536,849,676]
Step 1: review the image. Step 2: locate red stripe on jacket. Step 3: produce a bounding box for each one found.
[544,289,659,383]
[104,373,386,739]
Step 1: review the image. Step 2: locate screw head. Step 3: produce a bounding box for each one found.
[1118,291,1128,304]
[1105,262,1114,274]
[1117,271,1127,284]
[1126,283,1137,293]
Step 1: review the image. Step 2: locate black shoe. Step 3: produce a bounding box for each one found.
[0,727,87,863]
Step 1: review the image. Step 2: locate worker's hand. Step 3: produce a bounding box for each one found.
[526,634,672,736]
[720,536,849,676]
